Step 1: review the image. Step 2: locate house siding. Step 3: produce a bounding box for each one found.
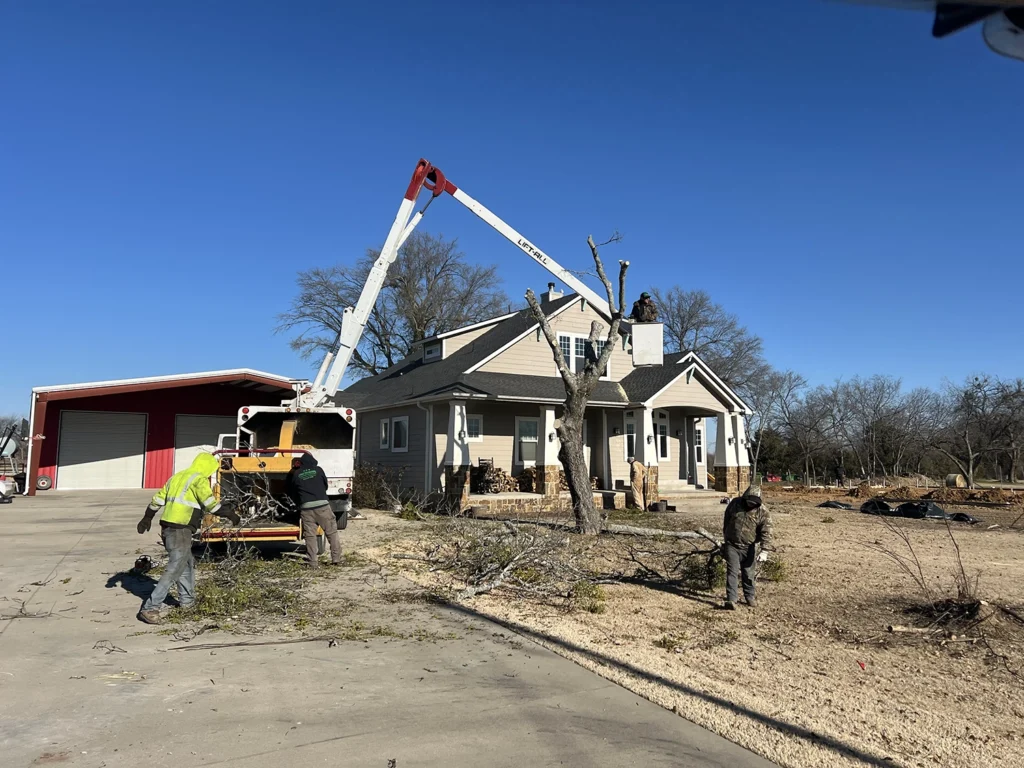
[649,370,731,413]
[358,405,426,493]
[478,301,632,379]
[443,326,494,357]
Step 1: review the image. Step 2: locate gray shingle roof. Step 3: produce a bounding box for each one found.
[617,351,689,402]
[340,295,582,409]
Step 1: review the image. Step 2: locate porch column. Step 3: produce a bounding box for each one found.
[638,407,659,502]
[713,411,741,494]
[732,414,751,491]
[536,405,560,498]
[444,400,471,510]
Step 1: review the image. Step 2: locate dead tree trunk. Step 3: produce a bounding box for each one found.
[525,234,627,535]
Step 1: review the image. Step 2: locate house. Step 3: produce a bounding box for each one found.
[341,286,752,511]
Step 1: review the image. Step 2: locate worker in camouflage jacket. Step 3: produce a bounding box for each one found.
[721,483,774,610]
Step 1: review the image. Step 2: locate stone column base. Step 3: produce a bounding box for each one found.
[444,465,471,511]
[713,466,750,494]
[537,465,561,497]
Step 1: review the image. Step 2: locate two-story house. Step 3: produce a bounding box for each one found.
[341,285,752,511]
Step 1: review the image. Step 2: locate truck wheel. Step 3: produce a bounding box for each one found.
[36,475,53,491]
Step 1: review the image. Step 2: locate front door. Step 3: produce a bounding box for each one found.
[515,417,539,469]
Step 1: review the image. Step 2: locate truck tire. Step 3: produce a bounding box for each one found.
[36,475,52,491]
[330,498,350,530]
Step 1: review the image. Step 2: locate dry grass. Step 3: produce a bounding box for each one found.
[379,498,1024,768]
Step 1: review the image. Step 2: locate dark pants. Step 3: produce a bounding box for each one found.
[301,504,341,567]
[143,527,195,611]
[723,541,756,603]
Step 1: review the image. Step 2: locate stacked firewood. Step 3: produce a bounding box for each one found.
[557,470,599,491]
[471,463,519,494]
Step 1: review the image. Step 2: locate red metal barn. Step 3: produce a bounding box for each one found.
[26,370,297,494]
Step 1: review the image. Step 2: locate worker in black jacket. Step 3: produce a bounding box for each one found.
[285,453,342,568]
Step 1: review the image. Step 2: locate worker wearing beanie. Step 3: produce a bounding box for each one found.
[721,483,774,610]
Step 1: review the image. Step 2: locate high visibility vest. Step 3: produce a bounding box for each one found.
[148,467,221,526]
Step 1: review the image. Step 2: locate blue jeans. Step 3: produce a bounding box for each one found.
[142,527,195,611]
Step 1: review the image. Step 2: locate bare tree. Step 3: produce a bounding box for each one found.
[525,235,626,535]
[779,382,832,485]
[277,232,510,378]
[995,379,1024,483]
[930,376,1003,489]
[651,286,769,396]
[744,368,794,479]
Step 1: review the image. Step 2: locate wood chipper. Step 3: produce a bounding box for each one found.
[199,405,356,552]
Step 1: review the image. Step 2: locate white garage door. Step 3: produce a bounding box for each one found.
[57,411,147,490]
[174,415,237,473]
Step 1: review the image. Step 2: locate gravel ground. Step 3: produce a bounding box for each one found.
[376,499,1024,768]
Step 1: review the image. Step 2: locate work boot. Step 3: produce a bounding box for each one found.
[744,597,757,608]
[138,609,163,625]
[722,601,737,611]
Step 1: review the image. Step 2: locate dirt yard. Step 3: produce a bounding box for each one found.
[370,496,1024,768]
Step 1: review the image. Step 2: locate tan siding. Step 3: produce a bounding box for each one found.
[443,326,494,357]
[479,301,632,379]
[432,403,448,490]
[650,370,730,412]
[357,406,426,493]
[465,402,517,473]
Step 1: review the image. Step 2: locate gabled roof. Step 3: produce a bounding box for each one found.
[618,351,750,413]
[341,296,750,414]
[33,369,300,400]
[342,294,588,409]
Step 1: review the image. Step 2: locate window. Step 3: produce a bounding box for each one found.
[695,425,703,464]
[516,417,539,466]
[557,334,609,377]
[466,414,483,442]
[379,419,390,450]
[391,416,409,453]
[625,420,636,460]
[656,410,670,461]
[424,343,441,361]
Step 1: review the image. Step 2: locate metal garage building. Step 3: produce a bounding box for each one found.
[26,369,298,494]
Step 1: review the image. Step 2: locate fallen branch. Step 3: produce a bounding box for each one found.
[887,624,939,634]
[167,634,339,652]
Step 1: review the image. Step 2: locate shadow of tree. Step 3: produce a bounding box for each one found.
[445,602,896,768]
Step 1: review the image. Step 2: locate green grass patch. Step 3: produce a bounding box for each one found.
[821,516,836,524]
[759,554,788,582]
[570,581,607,614]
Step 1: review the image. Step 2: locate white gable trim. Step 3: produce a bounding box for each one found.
[431,311,520,341]
[643,354,750,413]
[464,297,582,374]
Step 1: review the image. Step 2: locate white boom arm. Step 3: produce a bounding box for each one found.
[306,158,640,407]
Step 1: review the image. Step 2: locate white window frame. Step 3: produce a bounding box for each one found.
[466,413,483,443]
[694,422,704,465]
[379,419,390,450]
[556,333,611,379]
[623,416,637,461]
[391,416,409,454]
[655,410,670,461]
[514,416,540,468]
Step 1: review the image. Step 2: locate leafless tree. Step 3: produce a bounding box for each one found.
[277,232,510,378]
[651,286,769,396]
[930,376,1003,489]
[744,368,795,478]
[525,235,626,535]
[779,382,832,484]
[994,379,1024,483]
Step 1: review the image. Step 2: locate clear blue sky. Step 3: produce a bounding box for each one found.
[2,1,1021,415]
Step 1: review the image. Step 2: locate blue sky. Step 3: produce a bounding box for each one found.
[2,1,1021,415]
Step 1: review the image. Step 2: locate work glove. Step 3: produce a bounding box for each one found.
[757,550,770,563]
[137,509,156,535]
[221,508,241,526]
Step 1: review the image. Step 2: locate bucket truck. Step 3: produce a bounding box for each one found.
[207,158,662,547]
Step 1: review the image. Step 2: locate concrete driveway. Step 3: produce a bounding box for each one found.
[0,491,775,768]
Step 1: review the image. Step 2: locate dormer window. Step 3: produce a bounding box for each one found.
[423,343,442,362]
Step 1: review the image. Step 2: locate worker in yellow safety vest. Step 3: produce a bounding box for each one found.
[136,452,239,624]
